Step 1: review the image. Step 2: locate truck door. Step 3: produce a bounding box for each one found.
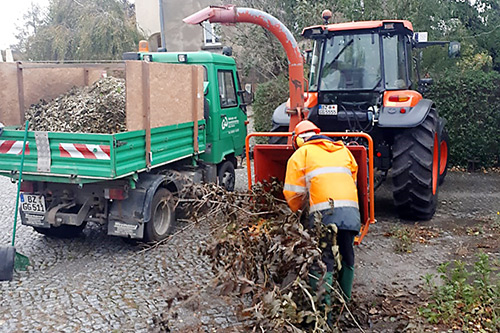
[216,68,246,145]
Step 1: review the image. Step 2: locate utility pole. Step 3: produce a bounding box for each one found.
[158,0,167,52]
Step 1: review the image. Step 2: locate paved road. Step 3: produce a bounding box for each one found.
[1,169,499,332]
[0,176,240,332]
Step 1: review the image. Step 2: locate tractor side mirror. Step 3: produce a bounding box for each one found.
[304,49,313,65]
[419,78,434,86]
[448,42,460,58]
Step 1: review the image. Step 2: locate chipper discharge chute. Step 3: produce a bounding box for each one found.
[184,5,374,243]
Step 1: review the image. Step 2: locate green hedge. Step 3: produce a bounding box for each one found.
[252,74,289,133]
[253,70,500,168]
[426,69,500,168]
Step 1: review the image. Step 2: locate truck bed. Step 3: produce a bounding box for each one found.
[0,121,206,184]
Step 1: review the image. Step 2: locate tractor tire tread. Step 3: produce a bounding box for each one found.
[392,108,439,220]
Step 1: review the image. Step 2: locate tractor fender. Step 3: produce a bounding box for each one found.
[437,117,447,138]
[272,102,290,127]
[378,99,434,128]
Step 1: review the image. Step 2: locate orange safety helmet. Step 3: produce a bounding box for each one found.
[292,120,320,149]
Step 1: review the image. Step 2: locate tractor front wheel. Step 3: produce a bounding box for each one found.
[392,109,440,220]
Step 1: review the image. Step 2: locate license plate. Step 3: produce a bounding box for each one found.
[20,194,46,214]
[318,104,338,115]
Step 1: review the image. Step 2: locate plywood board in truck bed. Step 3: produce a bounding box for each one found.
[125,61,204,130]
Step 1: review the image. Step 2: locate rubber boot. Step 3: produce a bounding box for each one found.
[323,271,333,307]
[309,270,321,291]
[338,261,354,301]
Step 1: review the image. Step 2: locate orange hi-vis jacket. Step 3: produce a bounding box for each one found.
[283,136,360,231]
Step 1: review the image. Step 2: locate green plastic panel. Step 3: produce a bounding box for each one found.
[0,120,205,184]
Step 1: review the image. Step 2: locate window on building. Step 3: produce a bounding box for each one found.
[218,70,237,108]
[203,22,221,46]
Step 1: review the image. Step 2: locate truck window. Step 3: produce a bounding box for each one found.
[218,70,238,108]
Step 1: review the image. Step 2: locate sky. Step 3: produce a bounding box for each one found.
[0,0,136,50]
[0,0,50,49]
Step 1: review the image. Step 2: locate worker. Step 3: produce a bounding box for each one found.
[283,120,360,301]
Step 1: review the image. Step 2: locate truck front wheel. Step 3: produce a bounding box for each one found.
[217,160,235,192]
[144,188,175,242]
[392,109,439,220]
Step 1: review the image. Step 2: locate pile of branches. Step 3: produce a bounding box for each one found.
[25,76,126,134]
[178,180,350,332]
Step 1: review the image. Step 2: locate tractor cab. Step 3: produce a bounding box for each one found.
[302,20,415,133]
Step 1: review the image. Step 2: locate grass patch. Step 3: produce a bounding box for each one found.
[385,224,440,253]
[420,253,500,331]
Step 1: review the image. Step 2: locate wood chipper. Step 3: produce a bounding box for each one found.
[184,5,375,244]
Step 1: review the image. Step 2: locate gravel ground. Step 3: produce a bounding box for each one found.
[1,167,499,332]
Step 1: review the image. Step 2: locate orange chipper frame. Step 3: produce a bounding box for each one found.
[184,6,375,244]
[245,132,375,245]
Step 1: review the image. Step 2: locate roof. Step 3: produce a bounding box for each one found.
[142,51,236,66]
[302,20,414,36]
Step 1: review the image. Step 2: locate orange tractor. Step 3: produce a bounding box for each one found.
[184,5,455,242]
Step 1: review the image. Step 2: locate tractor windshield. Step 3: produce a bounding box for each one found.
[310,33,382,91]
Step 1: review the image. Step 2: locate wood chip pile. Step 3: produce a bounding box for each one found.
[25,76,126,134]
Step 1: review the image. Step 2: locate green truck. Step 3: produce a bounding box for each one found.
[0,51,248,241]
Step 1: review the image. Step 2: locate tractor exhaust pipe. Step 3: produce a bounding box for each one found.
[184,5,305,128]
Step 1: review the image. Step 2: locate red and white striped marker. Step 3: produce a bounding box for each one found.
[59,143,110,160]
[0,140,30,155]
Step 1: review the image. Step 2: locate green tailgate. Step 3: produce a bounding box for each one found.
[0,121,205,184]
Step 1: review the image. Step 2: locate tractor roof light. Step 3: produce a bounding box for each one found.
[322,10,332,24]
[138,40,149,52]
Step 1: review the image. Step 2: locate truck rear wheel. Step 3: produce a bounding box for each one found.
[144,188,175,242]
[33,223,87,238]
[217,160,235,192]
[392,109,439,220]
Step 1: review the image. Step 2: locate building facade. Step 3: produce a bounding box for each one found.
[135,0,224,52]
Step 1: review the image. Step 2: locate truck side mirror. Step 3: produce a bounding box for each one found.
[448,42,460,58]
[243,83,254,104]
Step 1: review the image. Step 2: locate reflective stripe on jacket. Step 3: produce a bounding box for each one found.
[283,137,360,230]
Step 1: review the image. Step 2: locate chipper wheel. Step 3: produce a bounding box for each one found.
[392,109,440,220]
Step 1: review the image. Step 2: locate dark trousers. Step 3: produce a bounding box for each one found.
[323,230,356,272]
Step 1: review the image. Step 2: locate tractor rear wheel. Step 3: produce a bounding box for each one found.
[392,109,440,220]
[438,128,449,185]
